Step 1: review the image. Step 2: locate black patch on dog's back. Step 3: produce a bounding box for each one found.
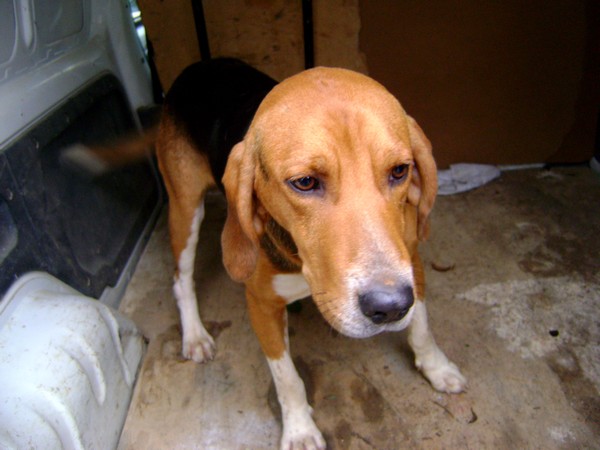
[164,58,277,189]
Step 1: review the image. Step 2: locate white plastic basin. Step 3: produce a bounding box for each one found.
[0,272,144,449]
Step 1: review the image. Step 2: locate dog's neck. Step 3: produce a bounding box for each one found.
[259,217,302,273]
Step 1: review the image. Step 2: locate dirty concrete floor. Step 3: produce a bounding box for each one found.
[117,167,600,449]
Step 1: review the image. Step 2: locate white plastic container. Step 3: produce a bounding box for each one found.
[0,272,145,449]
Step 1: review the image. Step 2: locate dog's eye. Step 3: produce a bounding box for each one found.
[390,164,409,184]
[290,176,320,192]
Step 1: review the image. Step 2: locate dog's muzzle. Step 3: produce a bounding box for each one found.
[358,282,414,325]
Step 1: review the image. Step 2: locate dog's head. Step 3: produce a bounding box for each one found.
[221,67,437,338]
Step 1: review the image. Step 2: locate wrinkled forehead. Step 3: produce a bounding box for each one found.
[249,68,411,164]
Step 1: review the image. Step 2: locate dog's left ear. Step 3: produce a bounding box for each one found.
[407,116,438,241]
[221,141,259,282]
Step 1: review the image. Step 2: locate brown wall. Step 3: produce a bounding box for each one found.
[138,0,366,90]
[137,0,201,92]
[360,1,599,168]
[138,1,598,167]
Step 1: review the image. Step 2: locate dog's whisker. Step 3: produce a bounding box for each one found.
[312,290,328,297]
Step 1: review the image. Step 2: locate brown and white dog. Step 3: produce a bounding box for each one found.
[95,58,467,449]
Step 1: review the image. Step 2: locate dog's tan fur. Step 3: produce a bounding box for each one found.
[125,66,465,449]
[220,69,435,353]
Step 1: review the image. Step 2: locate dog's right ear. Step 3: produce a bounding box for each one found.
[407,116,438,241]
[221,141,259,282]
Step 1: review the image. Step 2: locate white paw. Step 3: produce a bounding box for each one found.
[281,416,326,450]
[182,330,215,363]
[420,359,467,394]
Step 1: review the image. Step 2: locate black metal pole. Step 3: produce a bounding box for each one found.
[302,0,314,69]
[191,0,211,61]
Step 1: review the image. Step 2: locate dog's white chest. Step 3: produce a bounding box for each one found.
[272,274,311,303]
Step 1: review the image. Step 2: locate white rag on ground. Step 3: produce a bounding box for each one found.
[437,163,501,195]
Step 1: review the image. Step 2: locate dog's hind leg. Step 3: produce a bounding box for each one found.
[171,199,215,362]
[157,117,217,363]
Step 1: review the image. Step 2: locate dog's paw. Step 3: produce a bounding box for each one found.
[281,417,326,450]
[182,330,215,363]
[420,359,467,394]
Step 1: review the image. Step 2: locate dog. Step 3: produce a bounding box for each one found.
[82,58,467,449]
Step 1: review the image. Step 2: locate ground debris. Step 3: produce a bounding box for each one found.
[433,394,478,424]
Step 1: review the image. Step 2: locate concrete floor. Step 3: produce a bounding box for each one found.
[117,166,600,449]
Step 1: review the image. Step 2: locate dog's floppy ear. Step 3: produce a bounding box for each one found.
[221,141,259,281]
[407,116,438,241]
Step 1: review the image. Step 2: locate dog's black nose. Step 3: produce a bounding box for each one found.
[359,283,414,324]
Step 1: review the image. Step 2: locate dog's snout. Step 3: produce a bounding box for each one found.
[358,283,414,325]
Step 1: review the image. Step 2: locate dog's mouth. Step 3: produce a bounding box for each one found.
[311,287,416,339]
[318,302,416,339]
[301,257,417,338]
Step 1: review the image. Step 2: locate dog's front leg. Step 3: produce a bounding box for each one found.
[408,300,467,393]
[245,287,325,450]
